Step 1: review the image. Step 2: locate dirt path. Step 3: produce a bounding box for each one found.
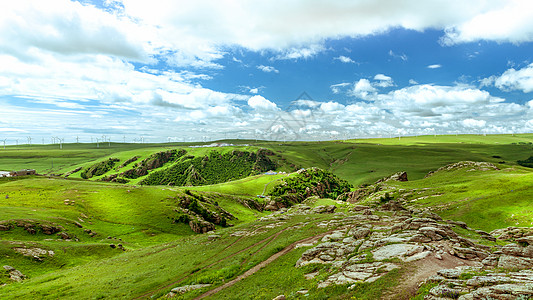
[133,227,291,299]
[385,253,480,299]
[194,232,330,299]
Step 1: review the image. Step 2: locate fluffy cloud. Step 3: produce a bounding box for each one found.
[373,74,394,87]
[441,1,533,45]
[493,63,533,93]
[462,119,486,128]
[427,64,442,69]
[335,56,356,63]
[3,0,533,70]
[0,0,149,62]
[248,95,278,111]
[352,79,377,97]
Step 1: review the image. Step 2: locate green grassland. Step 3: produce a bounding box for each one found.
[0,134,532,299]
[387,164,533,231]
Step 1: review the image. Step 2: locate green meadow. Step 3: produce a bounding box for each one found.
[0,134,532,299]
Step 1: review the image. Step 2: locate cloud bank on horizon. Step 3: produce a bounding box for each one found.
[1,0,533,142]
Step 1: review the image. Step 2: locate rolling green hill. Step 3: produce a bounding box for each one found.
[0,134,532,299]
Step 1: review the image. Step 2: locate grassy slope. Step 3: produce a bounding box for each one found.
[388,165,533,231]
[0,175,269,284]
[189,173,290,196]
[0,214,338,299]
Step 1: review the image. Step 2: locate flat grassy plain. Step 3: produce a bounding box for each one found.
[0,134,531,299]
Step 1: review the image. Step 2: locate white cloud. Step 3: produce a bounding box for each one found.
[409,79,419,85]
[373,74,394,87]
[374,74,392,81]
[352,79,377,98]
[462,118,486,128]
[442,1,533,45]
[248,95,278,111]
[427,64,442,69]
[335,56,355,63]
[320,102,345,112]
[330,82,350,94]
[272,44,325,60]
[257,65,279,73]
[492,63,533,93]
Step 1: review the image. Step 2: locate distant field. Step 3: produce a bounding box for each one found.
[1,134,532,186]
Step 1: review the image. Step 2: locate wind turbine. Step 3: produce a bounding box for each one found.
[15,139,18,145]
[27,136,32,146]
[76,136,79,143]
[2,139,6,150]
[96,138,99,148]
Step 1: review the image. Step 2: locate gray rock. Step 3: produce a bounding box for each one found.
[372,243,420,261]
[349,227,371,239]
[171,284,211,294]
[497,254,533,270]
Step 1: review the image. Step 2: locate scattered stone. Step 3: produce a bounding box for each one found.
[170,284,212,294]
[304,271,319,280]
[3,265,26,282]
[272,295,286,300]
[13,247,54,258]
[207,234,221,241]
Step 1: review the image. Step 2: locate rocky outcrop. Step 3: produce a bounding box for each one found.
[0,220,63,235]
[424,267,533,300]
[189,219,215,234]
[375,171,408,183]
[490,226,533,241]
[425,161,499,178]
[482,237,533,270]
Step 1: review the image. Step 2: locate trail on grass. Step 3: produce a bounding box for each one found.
[133,227,291,299]
[194,231,330,299]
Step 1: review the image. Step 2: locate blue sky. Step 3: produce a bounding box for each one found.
[1,0,533,143]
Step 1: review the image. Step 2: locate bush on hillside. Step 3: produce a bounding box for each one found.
[517,156,533,168]
[140,149,277,186]
[122,149,186,179]
[268,168,352,204]
[81,158,120,179]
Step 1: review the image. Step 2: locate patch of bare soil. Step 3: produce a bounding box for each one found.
[387,252,479,299]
